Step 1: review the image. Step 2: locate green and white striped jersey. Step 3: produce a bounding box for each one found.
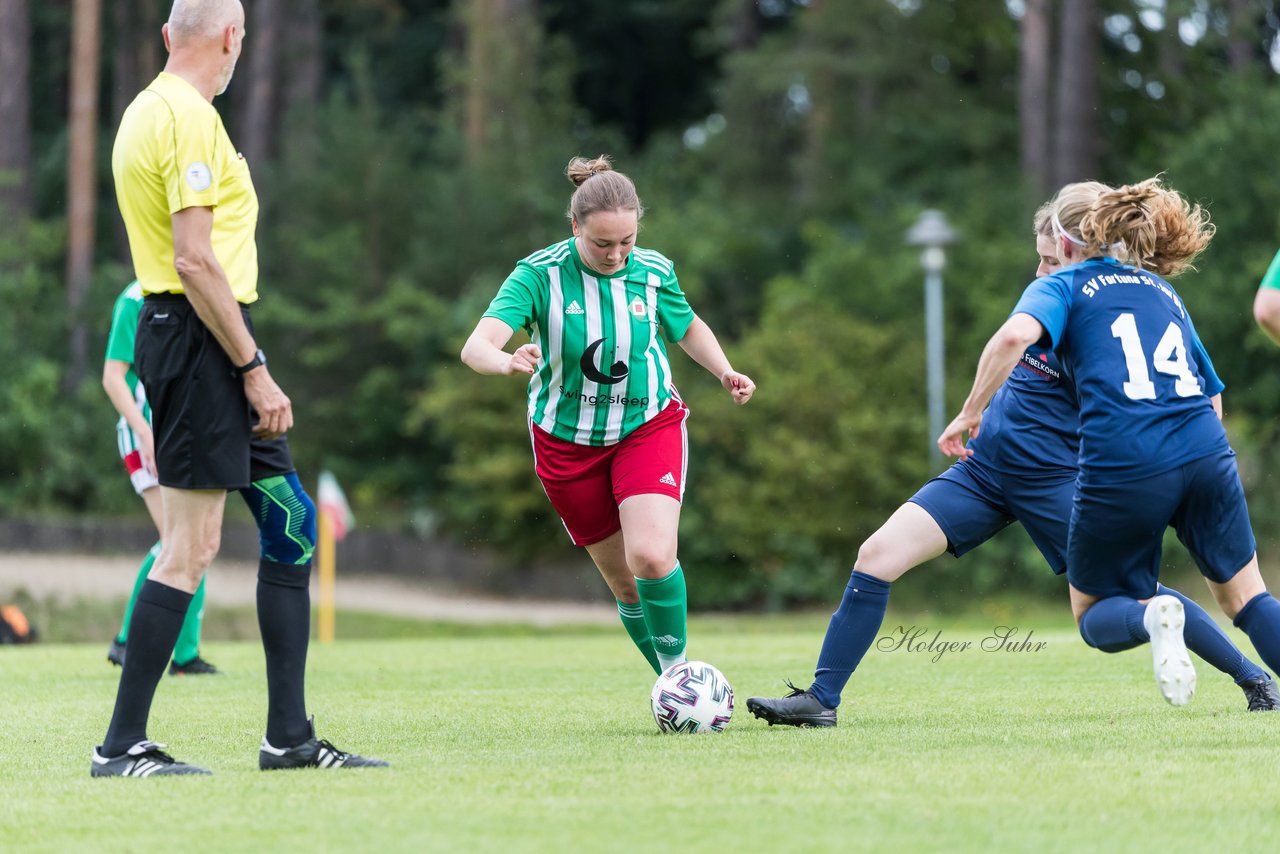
[105,280,150,423]
[484,238,695,446]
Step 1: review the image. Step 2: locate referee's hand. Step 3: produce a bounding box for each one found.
[243,368,294,439]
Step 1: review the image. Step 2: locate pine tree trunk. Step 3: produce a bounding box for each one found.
[0,0,33,221]
[238,0,283,171]
[66,0,102,390]
[1226,0,1256,73]
[461,0,539,163]
[1019,0,1052,197]
[282,0,323,118]
[729,0,760,51]
[111,0,162,264]
[1052,0,1098,186]
[1158,0,1185,81]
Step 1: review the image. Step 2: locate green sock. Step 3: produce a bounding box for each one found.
[635,563,688,672]
[116,541,160,644]
[617,600,662,675]
[172,575,207,666]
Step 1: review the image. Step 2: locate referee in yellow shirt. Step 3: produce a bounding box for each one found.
[92,0,385,777]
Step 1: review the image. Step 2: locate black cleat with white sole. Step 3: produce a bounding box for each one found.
[746,681,838,728]
[1241,674,1280,711]
[259,719,389,770]
[90,741,211,777]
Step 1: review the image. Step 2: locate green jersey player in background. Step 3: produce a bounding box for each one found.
[1251,248,1280,345]
[462,155,756,676]
[103,280,218,674]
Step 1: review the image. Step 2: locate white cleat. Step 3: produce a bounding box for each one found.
[1144,594,1196,707]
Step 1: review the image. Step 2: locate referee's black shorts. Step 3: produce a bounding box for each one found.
[135,294,294,490]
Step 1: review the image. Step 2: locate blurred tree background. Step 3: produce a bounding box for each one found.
[2,0,1279,608]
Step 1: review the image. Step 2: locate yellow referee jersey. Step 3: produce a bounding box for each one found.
[112,72,259,304]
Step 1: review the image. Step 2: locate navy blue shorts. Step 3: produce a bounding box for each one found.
[1066,451,1257,599]
[908,458,1074,575]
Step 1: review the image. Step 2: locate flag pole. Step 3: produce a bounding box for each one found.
[317,508,336,643]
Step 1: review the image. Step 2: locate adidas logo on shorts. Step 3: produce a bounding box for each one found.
[565,300,585,315]
[659,472,677,487]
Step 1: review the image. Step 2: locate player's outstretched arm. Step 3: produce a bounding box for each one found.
[461,317,541,376]
[938,312,1044,458]
[1253,288,1280,346]
[676,317,755,405]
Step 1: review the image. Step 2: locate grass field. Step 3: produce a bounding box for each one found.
[1,611,1276,853]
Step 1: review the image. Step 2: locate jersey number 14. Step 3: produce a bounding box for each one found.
[1110,312,1201,401]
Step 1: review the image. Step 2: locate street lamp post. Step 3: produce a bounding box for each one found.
[905,209,957,465]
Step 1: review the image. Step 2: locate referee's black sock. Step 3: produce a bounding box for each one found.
[257,559,312,747]
[101,580,192,756]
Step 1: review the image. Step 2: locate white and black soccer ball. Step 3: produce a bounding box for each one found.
[650,661,734,734]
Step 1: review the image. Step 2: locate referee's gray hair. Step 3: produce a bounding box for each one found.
[168,0,242,43]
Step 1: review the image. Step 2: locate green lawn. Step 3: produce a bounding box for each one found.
[1,613,1275,853]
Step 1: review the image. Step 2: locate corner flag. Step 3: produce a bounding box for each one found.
[316,471,354,643]
[317,470,355,541]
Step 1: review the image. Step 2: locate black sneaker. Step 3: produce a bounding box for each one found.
[1241,674,1280,711]
[106,639,126,667]
[259,719,389,770]
[169,656,220,676]
[90,741,211,777]
[746,681,838,728]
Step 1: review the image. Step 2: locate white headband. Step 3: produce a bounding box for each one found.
[1051,211,1088,247]
[1053,210,1110,251]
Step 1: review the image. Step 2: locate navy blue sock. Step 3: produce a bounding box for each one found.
[1158,584,1264,684]
[1079,596,1148,652]
[1233,592,1280,677]
[809,571,891,709]
[257,559,312,748]
[102,580,193,756]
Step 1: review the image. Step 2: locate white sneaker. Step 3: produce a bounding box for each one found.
[1144,594,1196,706]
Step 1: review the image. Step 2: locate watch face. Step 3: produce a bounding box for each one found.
[238,351,265,374]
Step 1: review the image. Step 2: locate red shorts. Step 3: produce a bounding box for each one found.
[530,399,690,546]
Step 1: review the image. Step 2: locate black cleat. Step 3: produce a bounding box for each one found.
[106,640,126,667]
[746,681,837,728]
[90,741,211,777]
[259,719,389,770]
[169,656,220,676]
[1241,674,1280,711]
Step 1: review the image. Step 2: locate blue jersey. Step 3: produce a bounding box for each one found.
[1012,257,1228,482]
[970,346,1078,475]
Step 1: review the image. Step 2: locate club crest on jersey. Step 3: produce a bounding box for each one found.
[629,296,647,319]
[580,337,628,385]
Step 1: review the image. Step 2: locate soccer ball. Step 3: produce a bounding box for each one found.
[650,661,734,734]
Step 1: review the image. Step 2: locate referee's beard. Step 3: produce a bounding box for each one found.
[216,61,237,97]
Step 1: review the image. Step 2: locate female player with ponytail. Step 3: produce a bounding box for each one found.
[462,155,755,677]
[941,176,1280,702]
